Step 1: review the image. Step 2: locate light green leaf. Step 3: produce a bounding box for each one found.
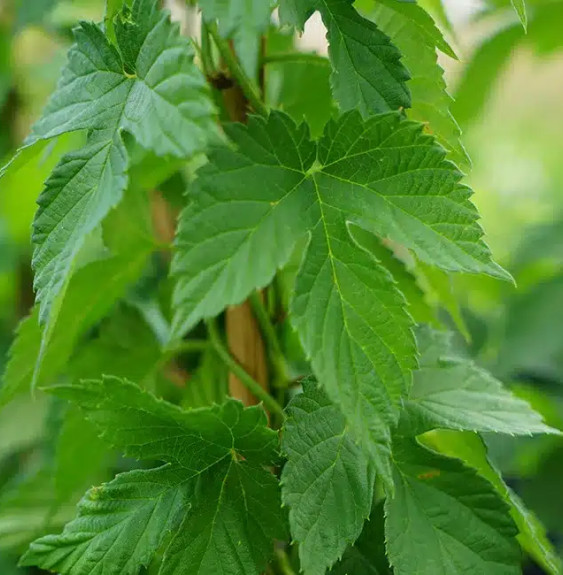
[511,0,527,30]
[400,326,559,436]
[422,430,562,575]
[21,465,189,575]
[173,110,506,484]
[281,380,374,575]
[279,0,411,115]
[371,0,469,166]
[200,0,272,77]
[14,0,217,326]
[160,460,287,575]
[371,0,456,58]
[452,24,521,129]
[385,438,521,575]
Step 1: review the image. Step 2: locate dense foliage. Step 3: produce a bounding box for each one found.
[1,0,563,574]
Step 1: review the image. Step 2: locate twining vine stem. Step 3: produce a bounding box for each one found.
[207,22,268,116]
[206,318,285,418]
[249,291,289,388]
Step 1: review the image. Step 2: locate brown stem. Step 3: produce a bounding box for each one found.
[220,40,269,407]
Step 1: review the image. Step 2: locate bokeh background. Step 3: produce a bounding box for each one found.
[1,0,563,573]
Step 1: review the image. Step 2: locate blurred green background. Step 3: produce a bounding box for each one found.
[1,0,563,573]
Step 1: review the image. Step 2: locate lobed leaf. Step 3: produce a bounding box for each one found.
[26,378,285,575]
[173,110,506,485]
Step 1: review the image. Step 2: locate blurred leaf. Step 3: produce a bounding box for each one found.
[70,306,162,386]
[499,274,563,382]
[181,348,228,408]
[385,437,520,575]
[14,0,58,31]
[511,0,527,30]
[401,326,558,436]
[453,24,522,129]
[270,57,336,138]
[0,245,152,408]
[53,407,110,504]
[0,395,49,461]
[0,470,78,553]
[423,430,562,575]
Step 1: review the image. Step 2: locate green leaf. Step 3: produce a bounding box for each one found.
[423,430,562,575]
[47,377,279,469]
[172,113,317,337]
[511,0,527,30]
[173,110,506,484]
[160,460,287,575]
[0,245,150,407]
[14,0,57,31]
[281,380,374,575]
[21,465,190,575]
[269,57,336,139]
[371,0,469,166]
[348,225,437,326]
[53,407,110,504]
[385,438,521,575]
[14,0,217,326]
[199,0,272,77]
[279,0,411,115]
[30,378,286,575]
[400,326,559,436]
[329,502,391,574]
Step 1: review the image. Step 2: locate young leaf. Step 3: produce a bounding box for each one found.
[199,0,272,77]
[281,380,374,575]
[279,0,411,115]
[400,326,559,436]
[385,438,521,575]
[21,465,190,575]
[27,378,286,575]
[18,0,217,326]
